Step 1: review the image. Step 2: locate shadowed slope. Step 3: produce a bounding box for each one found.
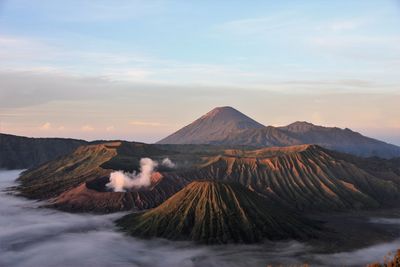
[17,141,190,212]
[182,145,400,211]
[0,133,87,169]
[117,181,319,244]
[16,143,400,213]
[17,142,119,199]
[279,121,400,158]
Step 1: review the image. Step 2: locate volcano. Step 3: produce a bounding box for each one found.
[116,181,319,244]
[17,142,400,213]
[157,107,400,158]
[157,106,264,145]
[181,145,400,211]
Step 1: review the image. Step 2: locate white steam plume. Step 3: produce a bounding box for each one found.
[161,158,176,168]
[106,157,176,192]
[106,158,158,192]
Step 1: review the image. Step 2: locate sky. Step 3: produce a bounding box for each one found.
[0,0,399,145]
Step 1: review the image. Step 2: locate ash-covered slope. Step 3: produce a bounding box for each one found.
[182,145,400,211]
[117,181,319,244]
[157,106,264,144]
[17,141,189,212]
[157,107,400,158]
[16,142,400,213]
[0,133,87,169]
[18,142,118,199]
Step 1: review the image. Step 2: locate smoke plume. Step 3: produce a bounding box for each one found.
[106,157,175,192]
[161,158,176,168]
[106,158,157,192]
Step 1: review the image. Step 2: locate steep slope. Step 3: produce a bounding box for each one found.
[17,141,190,212]
[51,172,187,213]
[219,126,302,147]
[181,145,400,211]
[279,121,400,158]
[117,181,319,244]
[157,106,265,144]
[0,133,87,169]
[16,142,400,213]
[17,142,120,199]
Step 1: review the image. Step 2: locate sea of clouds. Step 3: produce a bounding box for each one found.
[1,170,400,267]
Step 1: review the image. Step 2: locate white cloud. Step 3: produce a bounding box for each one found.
[81,125,95,132]
[45,1,164,22]
[323,18,369,32]
[310,35,400,49]
[129,121,163,127]
[216,13,298,36]
[103,68,153,82]
[0,35,58,61]
[39,122,51,130]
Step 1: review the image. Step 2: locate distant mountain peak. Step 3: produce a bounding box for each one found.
[281,121,317,133]
[202,106,237,117]
[200,106,262,124]
[156,107,400,158]
[290,121,315,126]
[157,106,264,144]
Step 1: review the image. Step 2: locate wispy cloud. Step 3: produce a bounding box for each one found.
[319,18,370,32]
[215,13,299,36]
[310,35,400,49]
[9,0,165,22]
[39,122,51,130]
[81,125,95,132]
[39,122,65,131]
[106,126,115,132]
[103,68,153,82]
[129,121,163,127]
[0,35,57,61]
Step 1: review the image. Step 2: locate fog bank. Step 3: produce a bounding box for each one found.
[1,170,400,267]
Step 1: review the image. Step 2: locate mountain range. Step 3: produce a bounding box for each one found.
[17,142,400,213]
[14,140,400,244]
[2,106,400,171]
[5,106,400,244]
[158,106,400,158]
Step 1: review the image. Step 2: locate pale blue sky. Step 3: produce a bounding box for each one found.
[0,1,399,144]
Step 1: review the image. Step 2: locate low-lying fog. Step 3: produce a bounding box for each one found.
[1,170,400,267]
